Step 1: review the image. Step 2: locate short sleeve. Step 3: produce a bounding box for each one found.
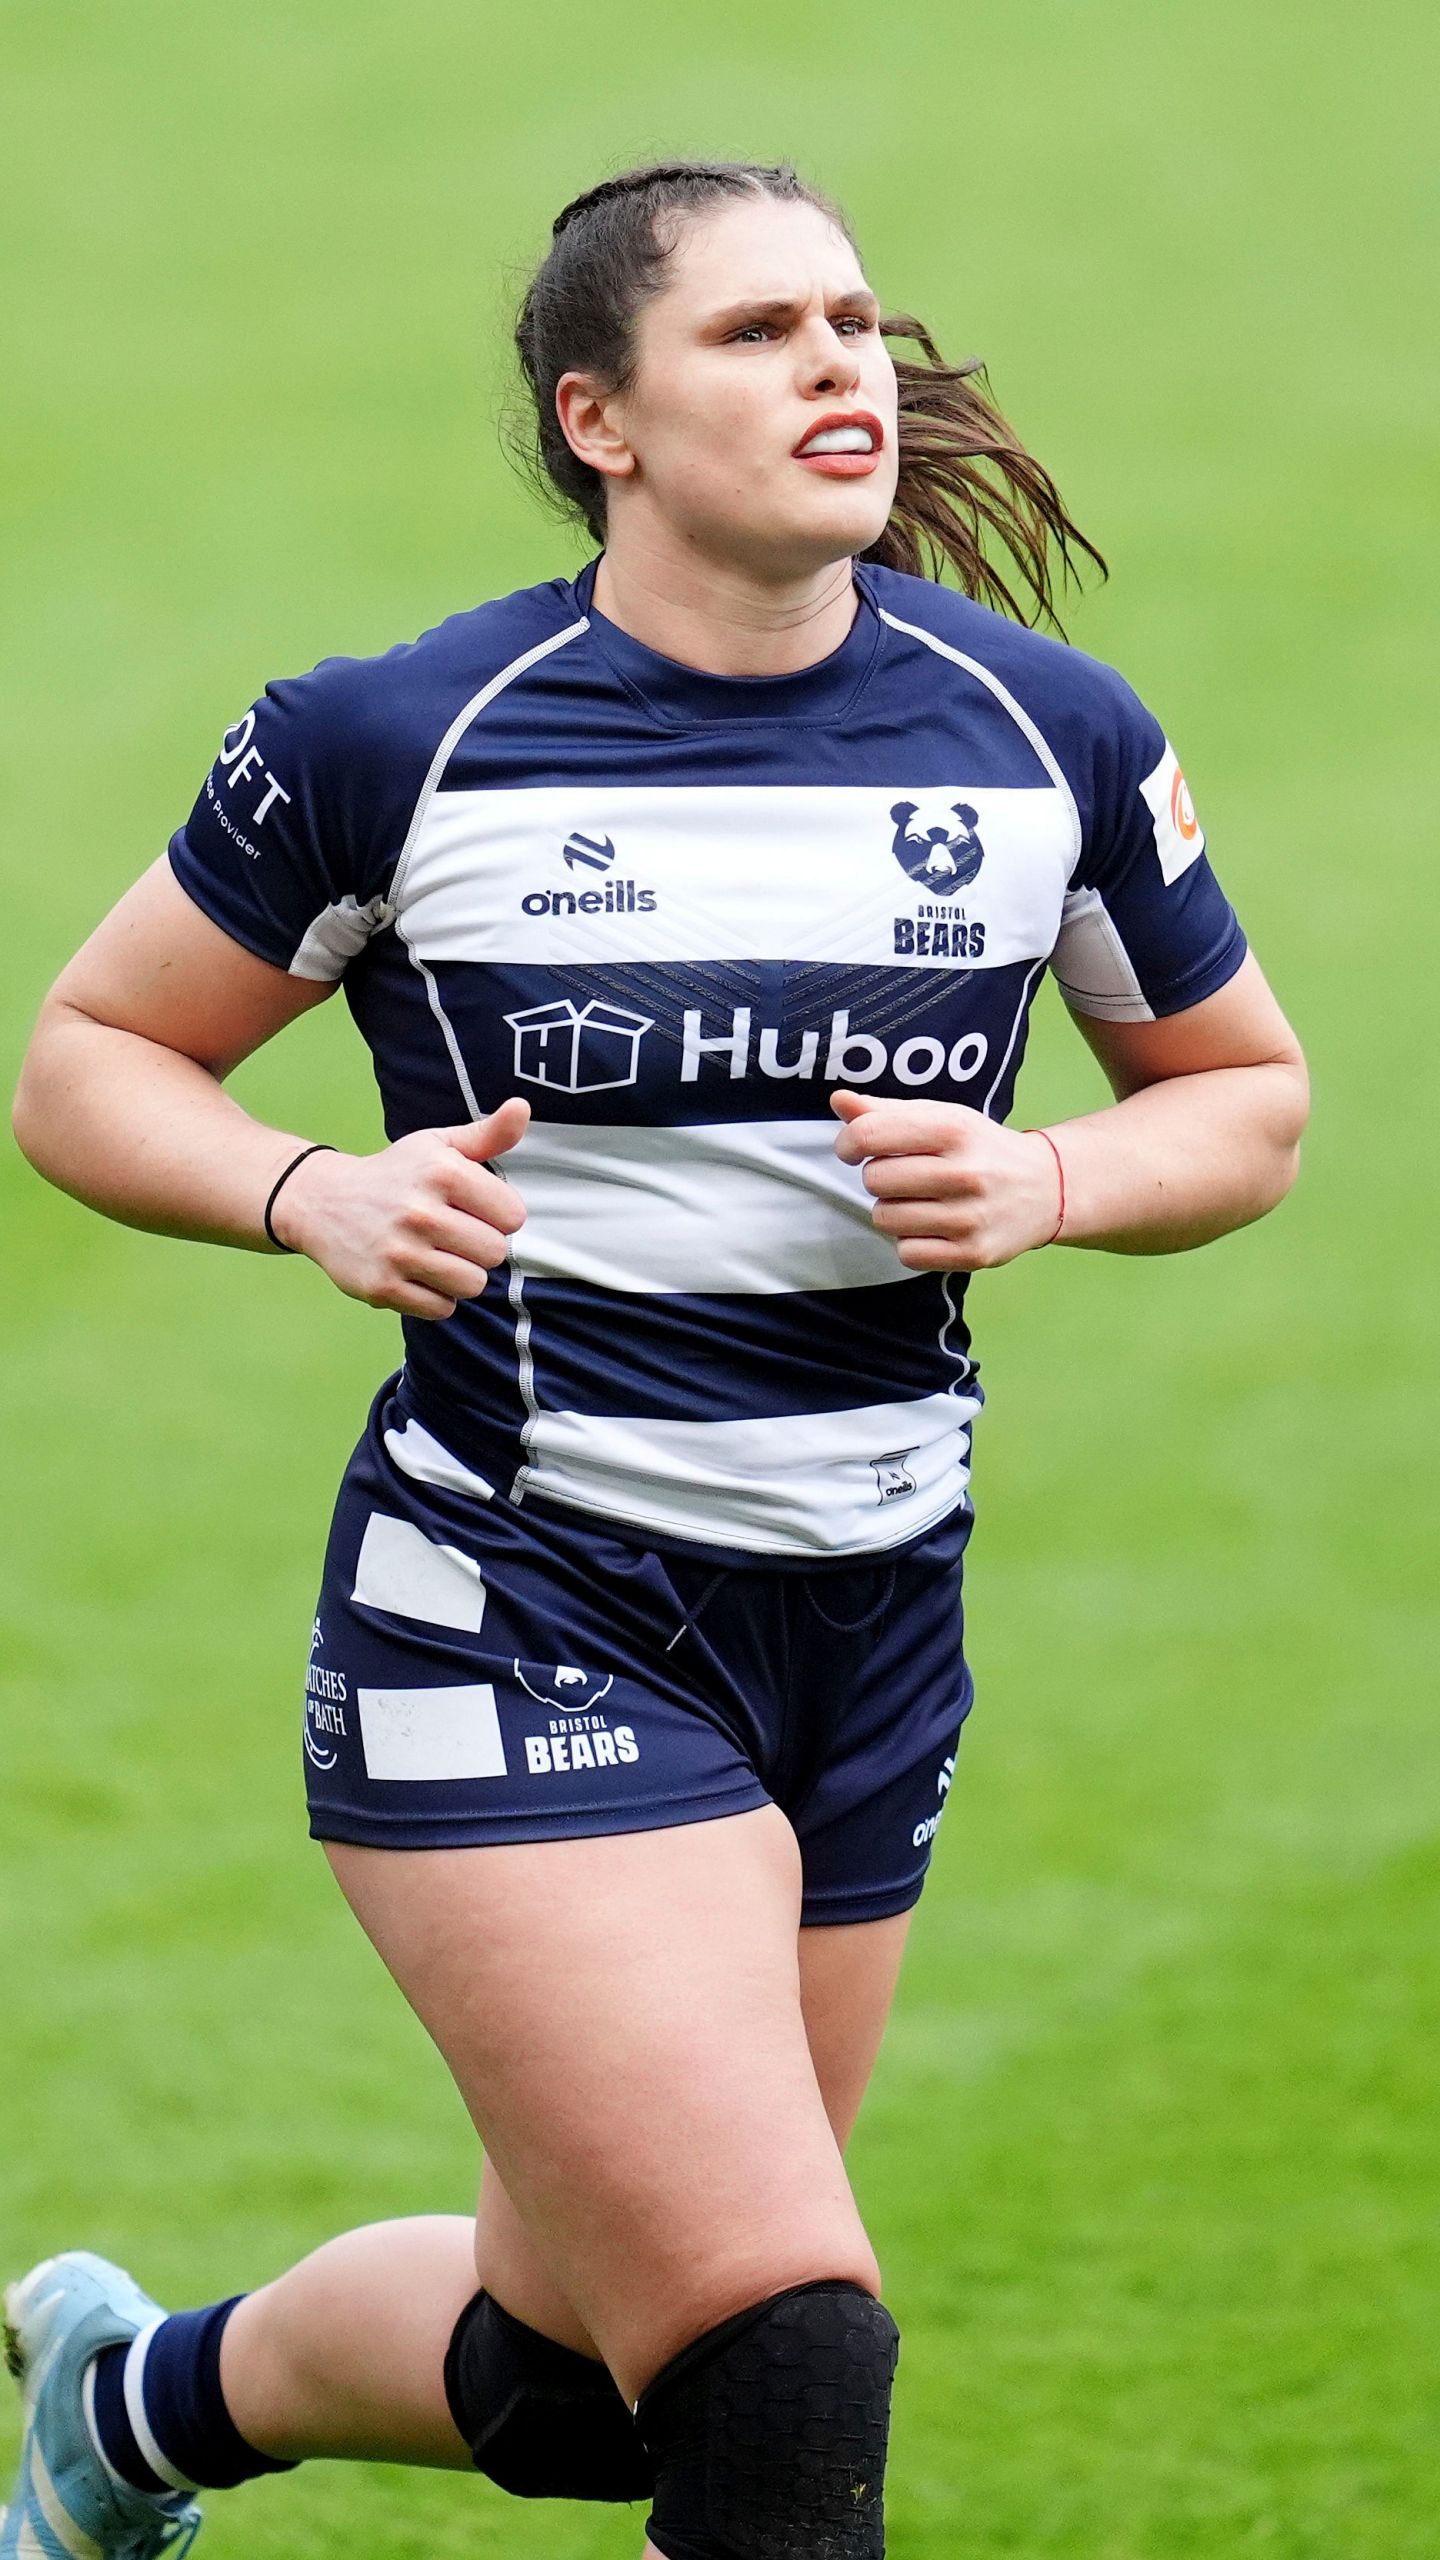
[1050,676,1247,1022]
[167,659,399,982]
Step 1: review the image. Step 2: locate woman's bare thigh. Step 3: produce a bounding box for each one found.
[471,1904,914,2352]
[326,1806,882,2399]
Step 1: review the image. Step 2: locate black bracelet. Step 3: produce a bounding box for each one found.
[263,1143,336,1252]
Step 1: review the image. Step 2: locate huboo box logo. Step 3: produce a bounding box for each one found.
[505,998,655,1094]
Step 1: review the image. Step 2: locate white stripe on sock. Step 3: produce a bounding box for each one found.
[79,2358,131,2497]
[122,2322,200,2495]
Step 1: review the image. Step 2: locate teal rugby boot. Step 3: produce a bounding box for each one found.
[2,2253,202,2558]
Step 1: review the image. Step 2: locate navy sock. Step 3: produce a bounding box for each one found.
[89,2298,299,2495]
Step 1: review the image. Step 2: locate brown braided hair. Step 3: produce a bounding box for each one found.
[510,160,1105,631]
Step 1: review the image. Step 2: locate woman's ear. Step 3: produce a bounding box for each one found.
[554,373,636,484]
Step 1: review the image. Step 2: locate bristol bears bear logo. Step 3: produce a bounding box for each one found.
[514,1661,615,1714]
[889,799,986,896]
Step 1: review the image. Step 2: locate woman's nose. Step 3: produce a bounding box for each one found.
[800,324,862,399]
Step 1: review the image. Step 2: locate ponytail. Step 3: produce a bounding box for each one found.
[869,311,1105,627]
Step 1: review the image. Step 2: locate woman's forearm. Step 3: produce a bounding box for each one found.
[11,999,311,1251]
[13,992,531,1322]
[1044,1059,1309,1255]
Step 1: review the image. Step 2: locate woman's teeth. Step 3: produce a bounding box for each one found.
[800,426,874,455]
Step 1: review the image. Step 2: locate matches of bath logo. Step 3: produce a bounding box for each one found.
[505,997,654,1094]
[889,799,986,896]
[515,1662,615,1715]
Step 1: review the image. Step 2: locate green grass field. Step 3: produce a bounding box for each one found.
[3,2,1436,2552]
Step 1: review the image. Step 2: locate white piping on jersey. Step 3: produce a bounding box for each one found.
[877,607,1084,880]
[401,932,541,1486]
[388,614,589,914]
[506,1264,542,1505]
[392,614,590,1122]
[939,1272,977,1395]
[982,955,1046,1116]
[384,615,588,1462]
[403,946,485,1115]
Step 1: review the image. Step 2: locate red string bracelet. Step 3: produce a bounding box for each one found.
[1026,1127,1067,1245]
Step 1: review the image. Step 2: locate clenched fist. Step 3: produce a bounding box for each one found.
[270,1096,531,1319]
[831,1090,1063,1271]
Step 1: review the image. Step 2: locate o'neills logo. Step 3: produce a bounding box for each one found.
[680,1006,988,1090]
[521,879,658,917]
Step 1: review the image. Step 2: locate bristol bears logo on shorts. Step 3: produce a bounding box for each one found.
[514,1661,615,1714]
[889,799,986,896]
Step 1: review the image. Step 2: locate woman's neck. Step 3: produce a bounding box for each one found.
[591,541,858,678]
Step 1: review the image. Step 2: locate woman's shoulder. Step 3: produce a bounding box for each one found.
[270,572,586,753]
[860,561,1145,740]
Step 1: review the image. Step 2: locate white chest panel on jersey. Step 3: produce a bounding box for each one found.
[394,782,1074,971]
[505,1117,906,1298]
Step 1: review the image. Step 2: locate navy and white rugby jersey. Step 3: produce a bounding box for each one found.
[169,557,1246,1561]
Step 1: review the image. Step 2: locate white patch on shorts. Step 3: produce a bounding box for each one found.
[357,1683,508,1782]
[351,1511,486,1632]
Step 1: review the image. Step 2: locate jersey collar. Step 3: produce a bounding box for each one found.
[571,556,883,728]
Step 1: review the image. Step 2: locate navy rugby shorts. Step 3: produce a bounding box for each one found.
[303,1385,975,1925]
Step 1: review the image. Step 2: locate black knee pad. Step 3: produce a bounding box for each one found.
[443,2291,654,2502]
[636,2278,900,2560]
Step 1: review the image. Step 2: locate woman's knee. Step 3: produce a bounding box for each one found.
[637,2276,900,2559]
[616,2224,882,2409]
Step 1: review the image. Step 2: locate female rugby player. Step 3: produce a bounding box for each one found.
[6,160,1307,2560]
